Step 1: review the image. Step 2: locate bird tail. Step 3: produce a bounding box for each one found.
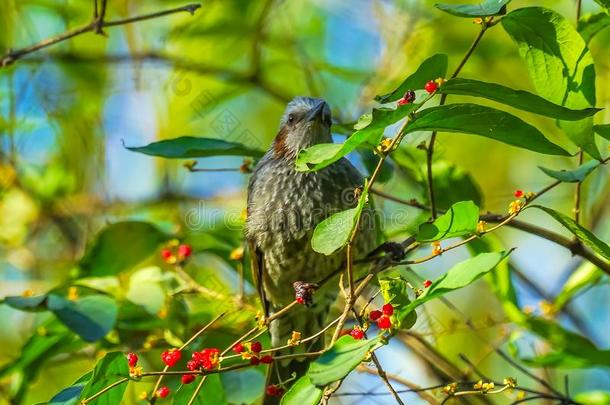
[262,303,328,405]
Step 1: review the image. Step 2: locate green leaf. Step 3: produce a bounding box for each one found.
[554,261,603,310]
[538,160,601,183]
[79,221,168,277]
[574,391,610,405]
[281,376,323,405]
[49,372,92,405]
[296,103,420,172]
[594,0,610,9]
[502,7,600,159]
[407,104,570,156]
[79,352,129,404]
[125,136,265,159]
[308,335,381,386]
[2,294,49,311]
[594,124,610,140]
[578,12,610,43]
[311,204,364,256]
[172,374,227,405]
[520,317,610,368]
[48,295,118,342]
[379,277,417,329]
[417,201,479,242]
[530,205,610,260]
[220,369,265,405]
[435,0,511,17]
[375,54,448,103]
[404,251,510,313]
[0,321,79,379]
[439,78,600,120]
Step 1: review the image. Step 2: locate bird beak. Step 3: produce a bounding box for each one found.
[305,101,326,124]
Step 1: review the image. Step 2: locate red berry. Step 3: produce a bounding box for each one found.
[382,303,394,316]
[187,359,199,371]
[250,356,260,365]
[161,349,181,367]
[397,98,409,106]
[161,248,172,260]
[156,386,170,398]
[181,374,196,384]
[369,310,382,321]
[261,355,273,364]
[424,80,438,93]
[350,328,365,340]
[423,279,432,288]
[232,343,244,354]
[178,244,193,258]
[250,341,262,353]
[514,189,524,198]
[127,352,138,368]
[266,385,285,397]
[377,316,392,330]
[296,296,305,305]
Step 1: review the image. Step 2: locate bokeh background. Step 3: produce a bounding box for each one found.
[0,0,609,403]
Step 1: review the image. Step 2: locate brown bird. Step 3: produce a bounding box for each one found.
[245,97,376,403]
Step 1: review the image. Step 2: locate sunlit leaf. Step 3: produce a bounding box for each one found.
[379,277,417,329]
[281,376,323,405]
[435,0,511,17]
[594,124,610,140]
[404,251,510,313]
[578,12,610,43]
[407,104,570,156]
[574,390,610,405]
[375,54,448,103]
[502,7,600,159]
[440,78,600,120]
[308,335,382,386]
[538,160,601,183]
[311,207,360,255]
[296,104,420,172]
[417,201,479,242]
[530,206,610,260]
[554,261,603,310]
[125,136,265,159]
[79,221,169,278]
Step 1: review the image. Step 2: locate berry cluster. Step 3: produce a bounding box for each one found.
[369,303,394,330]
[232,341,273,365]
[161,348,182,367]
[160,241,193,264]
[127,352,138,368]
[190,348,220,370]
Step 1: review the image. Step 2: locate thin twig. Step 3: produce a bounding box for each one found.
[149,312,226,403]
[1,3,202,67]
[426,22,489,220]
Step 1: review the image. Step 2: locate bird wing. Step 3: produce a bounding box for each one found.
[247,238,270,318]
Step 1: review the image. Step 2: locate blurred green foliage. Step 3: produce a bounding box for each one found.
[0,0,609,404]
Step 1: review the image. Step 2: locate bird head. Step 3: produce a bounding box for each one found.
[273,97,332,159]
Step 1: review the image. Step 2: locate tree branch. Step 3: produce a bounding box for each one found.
[0,3,202,68]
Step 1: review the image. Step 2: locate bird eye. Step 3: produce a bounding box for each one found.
[288,114,294,123]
